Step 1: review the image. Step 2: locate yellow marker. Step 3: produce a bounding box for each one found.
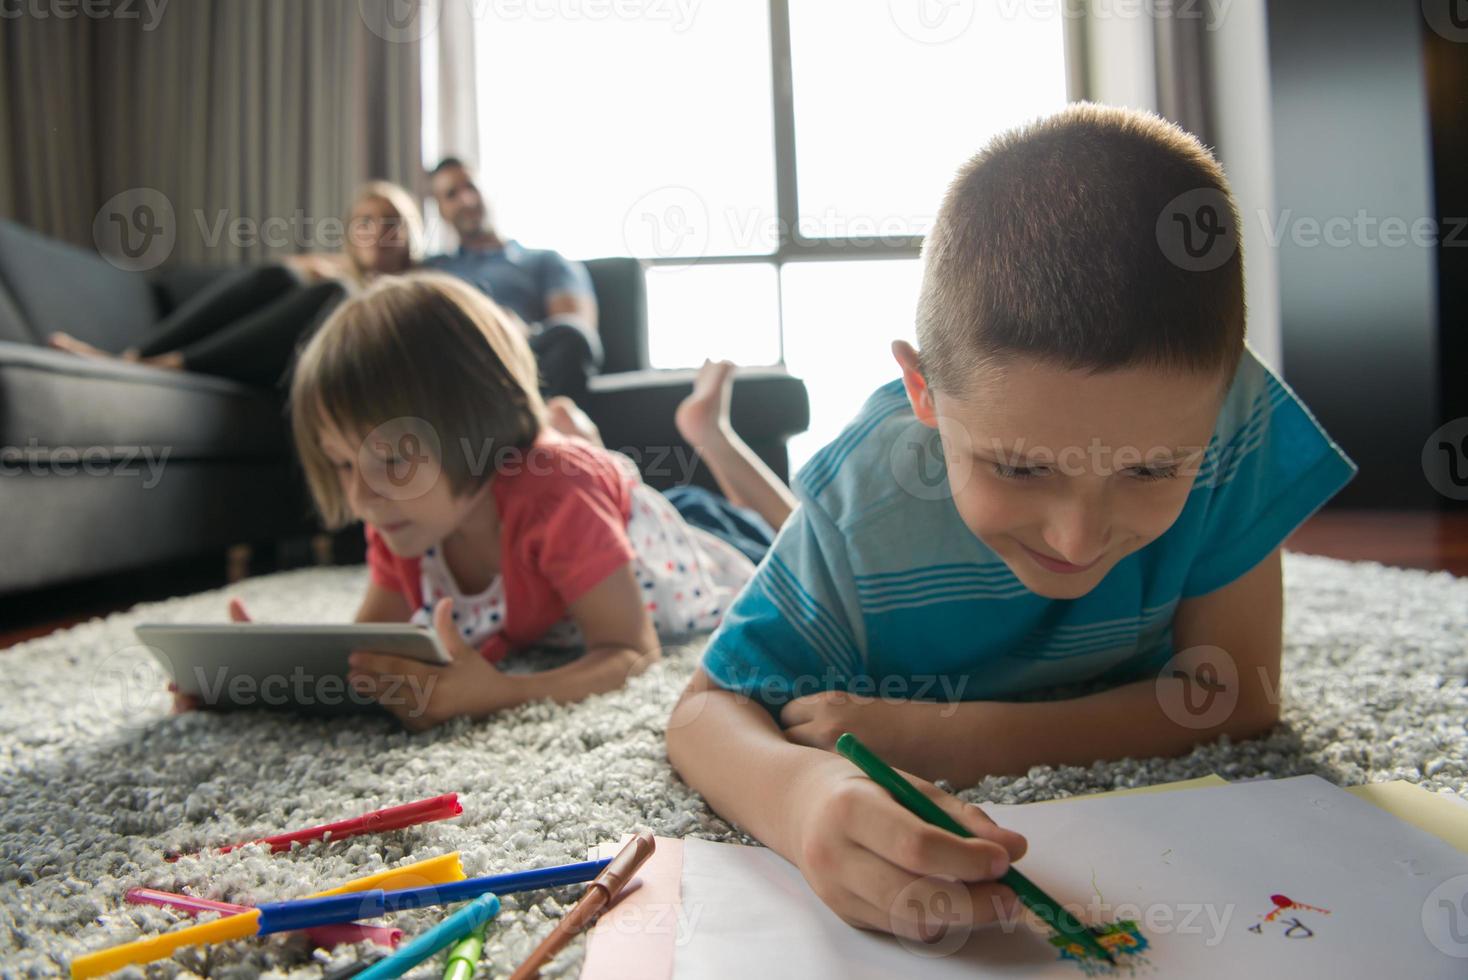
[311,852,466,897]
[70,852,466,979]
[71,910,262,979]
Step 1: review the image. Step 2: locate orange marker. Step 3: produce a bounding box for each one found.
[507,832,656,980]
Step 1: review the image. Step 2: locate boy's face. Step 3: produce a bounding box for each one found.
[894,342,1225,600]
[317,417,486,558]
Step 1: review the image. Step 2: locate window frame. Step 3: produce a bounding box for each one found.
[639,0,1086,363]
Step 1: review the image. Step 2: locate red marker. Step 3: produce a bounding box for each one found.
[166,793,463,860]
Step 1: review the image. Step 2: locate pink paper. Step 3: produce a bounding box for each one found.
[580,836,683,980]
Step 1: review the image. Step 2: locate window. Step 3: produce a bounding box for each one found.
[788,1,1067,241]
[646,264,781,368]
[469,3,1069,471]
[472,6,776,261]
[780,258,924,468]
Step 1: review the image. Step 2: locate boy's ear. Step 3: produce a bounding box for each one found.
[892,340,939,428]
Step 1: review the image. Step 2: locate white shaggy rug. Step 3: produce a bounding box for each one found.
[1,553,1465,978]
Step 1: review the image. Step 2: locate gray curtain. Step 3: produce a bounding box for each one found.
[0,0,421,267]
[0,16,101,247]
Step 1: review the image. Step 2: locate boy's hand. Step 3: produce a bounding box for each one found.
[781,691,936,770]
[347,598,520,731]
[169,597,252,713]
[790,754,1027,942]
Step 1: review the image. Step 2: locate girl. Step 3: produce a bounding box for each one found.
[196,273,794,729]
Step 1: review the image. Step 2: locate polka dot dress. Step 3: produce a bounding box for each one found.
[410,482,757,651]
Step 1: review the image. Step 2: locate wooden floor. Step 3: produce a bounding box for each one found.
[1282,509,1468,577]
[1,509,1464,652]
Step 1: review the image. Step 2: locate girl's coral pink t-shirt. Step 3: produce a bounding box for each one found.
[364,430,636,663]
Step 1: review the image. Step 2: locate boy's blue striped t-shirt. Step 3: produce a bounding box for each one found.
[700,345,1358,711]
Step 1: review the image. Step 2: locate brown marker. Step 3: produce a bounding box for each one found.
[507,831,657,980]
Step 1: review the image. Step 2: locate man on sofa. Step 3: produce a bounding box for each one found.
[425,157,602,400]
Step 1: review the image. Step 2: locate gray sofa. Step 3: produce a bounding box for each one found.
[0,219,809,595]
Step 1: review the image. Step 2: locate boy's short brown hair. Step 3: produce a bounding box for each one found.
[916,103,1245,395]
[289,272,546,529]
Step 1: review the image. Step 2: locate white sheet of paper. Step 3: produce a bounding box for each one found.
[672,776,1468,978]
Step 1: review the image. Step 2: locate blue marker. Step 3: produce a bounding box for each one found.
[253,858,611,933]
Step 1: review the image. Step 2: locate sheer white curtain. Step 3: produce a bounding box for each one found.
[422,0,481,252]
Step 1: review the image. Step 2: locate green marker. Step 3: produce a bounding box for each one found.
[834,733,1116,966]
[440,921,488,980]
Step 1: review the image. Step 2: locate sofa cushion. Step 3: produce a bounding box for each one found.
[0,220,161,352]
[0,275,35,344]
[0,342,288,461]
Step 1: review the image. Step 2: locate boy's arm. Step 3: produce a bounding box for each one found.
[666,667,1029,940]
[784,548,1284,786]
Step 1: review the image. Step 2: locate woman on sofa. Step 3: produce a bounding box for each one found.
[46,181,423,388]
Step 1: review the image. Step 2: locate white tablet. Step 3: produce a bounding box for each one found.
[135,623,453,716]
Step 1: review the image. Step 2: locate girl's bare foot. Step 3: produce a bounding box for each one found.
[139,350,186,370]
[546,396,604,447]
[48,332,185,370]
[675,359,736,451]
[48,331,115,360]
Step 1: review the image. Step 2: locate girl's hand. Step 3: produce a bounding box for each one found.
[170,597,251,713]
[347,598,521,731]
[790,754,1027,943]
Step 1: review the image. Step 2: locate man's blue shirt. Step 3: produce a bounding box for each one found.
[425,240,592,325]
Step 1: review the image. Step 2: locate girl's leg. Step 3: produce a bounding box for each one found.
[177,280,347,387]
[47,264,302,369]
[136,264,302,356]
[675,359,797,531]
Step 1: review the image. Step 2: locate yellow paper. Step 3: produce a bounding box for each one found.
[1346,781,1468,855]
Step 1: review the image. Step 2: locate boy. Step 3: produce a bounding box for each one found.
[665,104,1357,940]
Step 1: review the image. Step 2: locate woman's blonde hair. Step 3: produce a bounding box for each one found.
[346,180,426,276]
[290,272,546,529]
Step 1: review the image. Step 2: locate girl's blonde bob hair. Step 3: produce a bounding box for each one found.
[289,272,547,529]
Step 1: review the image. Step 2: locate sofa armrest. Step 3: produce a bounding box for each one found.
[580,367,809,490]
